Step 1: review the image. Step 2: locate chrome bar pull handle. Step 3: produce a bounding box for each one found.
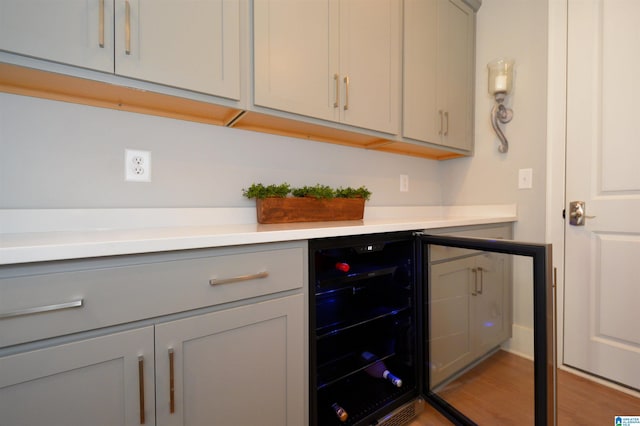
[471,268,478,296]
[138,356,146,424]
[209,271,269,286]
[477,267,484,294]
[168,348,175,414]
[333,74,340,108]
[125,0,131,55]
[99,0,105,48]
[0,299,83,319]
[438,110,444,136]
[444,111,449,136]
[343,75,350,110]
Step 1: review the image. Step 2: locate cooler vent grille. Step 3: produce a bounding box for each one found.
[377,403,417,426]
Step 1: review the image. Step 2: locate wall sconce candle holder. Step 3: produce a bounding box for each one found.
[488,58,514,153]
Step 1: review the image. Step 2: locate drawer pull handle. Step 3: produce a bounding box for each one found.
[138,356,146,424]
[209,271,269,286]
[168,348,175,414]
[0,299,84,319]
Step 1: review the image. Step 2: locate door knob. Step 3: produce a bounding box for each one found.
[569,201,596,226]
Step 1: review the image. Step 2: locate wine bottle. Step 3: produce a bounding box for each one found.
[335,262,350,272]
[331,402,348,422]
[361,351,403,387]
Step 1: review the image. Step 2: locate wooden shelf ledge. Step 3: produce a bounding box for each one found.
[0,62,465,161]
[230,111,464,160]
[0,62,242,126]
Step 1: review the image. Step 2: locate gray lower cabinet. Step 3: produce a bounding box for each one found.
[154,294,304,426]
[0,241,307,426]
[0,326,156,426]
[428,224,512,387]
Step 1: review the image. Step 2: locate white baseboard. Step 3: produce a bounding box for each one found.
[502,323,534,360]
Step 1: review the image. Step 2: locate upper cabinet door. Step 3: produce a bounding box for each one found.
[253,0,336,122]
[440,0,474,151]
[403,0,439,143]
[115,0,241,99]
[339,0,400,134]
[0,0,115,72]
[403,0,474,152]
[253,0,400,134]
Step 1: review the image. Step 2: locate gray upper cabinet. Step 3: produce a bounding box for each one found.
[253,0,401,135]
[0,0,241,99]
[0,0,115,72]
[253,0,335,122]
[114,0,241,99]
[403,0,476,152]
[0,0,480,160]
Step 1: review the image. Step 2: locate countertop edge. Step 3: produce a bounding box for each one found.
[0,205,517,265]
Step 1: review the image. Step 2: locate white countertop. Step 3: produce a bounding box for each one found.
[0,205,517,265]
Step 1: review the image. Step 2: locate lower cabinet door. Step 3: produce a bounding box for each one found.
[472,252,511,355]
[429,256,476,387]
[0,326,155,426]
[155,294,305,426]
[429,251,511,387]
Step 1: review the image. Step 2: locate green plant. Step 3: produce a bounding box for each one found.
[291,184,335,199]
[335,186,372,201]
[242,183,372,201]
[242,183,291,199]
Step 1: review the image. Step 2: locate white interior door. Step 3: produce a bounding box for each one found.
[564,0,640,391]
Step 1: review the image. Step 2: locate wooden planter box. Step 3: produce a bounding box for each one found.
[256,197,365,224]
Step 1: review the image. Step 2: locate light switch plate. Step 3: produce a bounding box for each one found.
[518,168,533,189]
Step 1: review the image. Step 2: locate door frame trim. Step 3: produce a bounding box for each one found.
[546,0,567,383]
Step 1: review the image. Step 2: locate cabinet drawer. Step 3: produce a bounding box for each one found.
[428,224,513,262]
[0,242,306,348]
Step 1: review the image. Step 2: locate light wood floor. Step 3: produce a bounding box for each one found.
[408,350,640,425]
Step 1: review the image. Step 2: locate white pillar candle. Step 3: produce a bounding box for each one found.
[494,74,508,92]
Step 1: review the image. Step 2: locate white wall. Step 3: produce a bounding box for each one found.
[441,0,548,244]
[0,1,548,220]
[0,93,442,209]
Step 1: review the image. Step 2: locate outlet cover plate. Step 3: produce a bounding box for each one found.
[400,174,409,192]
[125,149,151,182]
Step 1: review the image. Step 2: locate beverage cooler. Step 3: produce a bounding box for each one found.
[310,232,416,426]
[309,231,555,426]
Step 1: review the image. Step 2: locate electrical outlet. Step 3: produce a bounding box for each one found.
[400,174,409,192]
[518,168,533,189]
[125,149,151,182]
